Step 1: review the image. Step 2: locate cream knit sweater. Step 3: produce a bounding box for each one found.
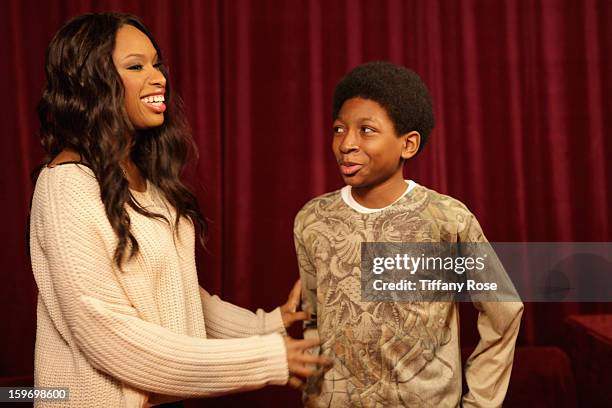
[30,164,289,407]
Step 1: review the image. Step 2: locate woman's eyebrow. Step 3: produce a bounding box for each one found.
[121,52,158,61]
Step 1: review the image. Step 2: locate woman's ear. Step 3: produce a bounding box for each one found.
[400,131,421,160]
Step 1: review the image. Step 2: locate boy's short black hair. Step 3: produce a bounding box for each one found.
[333,61,435,154]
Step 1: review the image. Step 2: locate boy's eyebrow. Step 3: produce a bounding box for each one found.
[358,116,383,126]
[334,116,381,124]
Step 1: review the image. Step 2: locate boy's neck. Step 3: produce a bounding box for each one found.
[351,173,408,209]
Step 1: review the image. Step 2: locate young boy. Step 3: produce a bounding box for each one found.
[294,62,523,407]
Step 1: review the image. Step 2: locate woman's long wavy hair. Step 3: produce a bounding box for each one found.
[34,12,207,267]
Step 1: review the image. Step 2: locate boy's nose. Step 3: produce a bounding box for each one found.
[338,129,359,153]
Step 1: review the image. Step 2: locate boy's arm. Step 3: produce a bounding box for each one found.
[461,216,524,408]
[293,213,319,346]
[294,212,323,405]
[462,300,523,407]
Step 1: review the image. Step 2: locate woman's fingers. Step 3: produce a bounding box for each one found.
[290,337,319,351]
[289,310,309,323]
[287,375,304,390]
[289,364,317,378]
[288,359,330,380]
[287,279,301,310]
[284,336,332,386]
[281,279,305,327]
[296,353,330,366]
[282,310,309,328]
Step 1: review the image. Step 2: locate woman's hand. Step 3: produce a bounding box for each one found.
[280,279,309,328]
[283,337,331,389]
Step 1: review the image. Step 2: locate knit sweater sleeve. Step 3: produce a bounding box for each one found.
[32,167,288,397]
[199,287,286,339]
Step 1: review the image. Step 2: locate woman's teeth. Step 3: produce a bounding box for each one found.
[141,95,165,104]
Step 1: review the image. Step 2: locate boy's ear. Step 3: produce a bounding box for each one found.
[400,131,421,160]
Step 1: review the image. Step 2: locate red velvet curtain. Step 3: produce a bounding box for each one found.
[1,0,610,406]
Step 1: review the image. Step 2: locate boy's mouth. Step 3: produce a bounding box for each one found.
[340,161,363,176]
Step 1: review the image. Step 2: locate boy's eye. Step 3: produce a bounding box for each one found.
[333,125,345,134]
[153,62,164,70]
[361,126,375,134]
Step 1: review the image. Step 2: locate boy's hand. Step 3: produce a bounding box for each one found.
[280,279,309,328]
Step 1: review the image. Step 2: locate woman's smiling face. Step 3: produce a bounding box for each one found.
[112,24,167,129]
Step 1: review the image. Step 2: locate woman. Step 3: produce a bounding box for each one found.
[30,12,327,407]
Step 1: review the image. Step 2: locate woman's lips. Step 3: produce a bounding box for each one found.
[140,96,166,113]
[143,101,166,113]
[340,163,363,176]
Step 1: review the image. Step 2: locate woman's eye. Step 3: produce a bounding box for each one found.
[333,126,345,134]
[127,64,143,71]
[153,62,164,70]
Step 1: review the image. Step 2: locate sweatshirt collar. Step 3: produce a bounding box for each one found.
[341,180,417,214]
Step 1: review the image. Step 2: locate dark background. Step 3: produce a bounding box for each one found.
[1,0,611,406]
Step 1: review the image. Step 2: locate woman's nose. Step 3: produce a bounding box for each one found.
[149,66,166,88]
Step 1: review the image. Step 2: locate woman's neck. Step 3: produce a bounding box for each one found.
[120,158,146,192]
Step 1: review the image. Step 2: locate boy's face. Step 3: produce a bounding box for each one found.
[332,97,407,189]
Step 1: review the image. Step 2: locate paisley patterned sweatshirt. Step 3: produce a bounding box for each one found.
[294,180,523,408]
